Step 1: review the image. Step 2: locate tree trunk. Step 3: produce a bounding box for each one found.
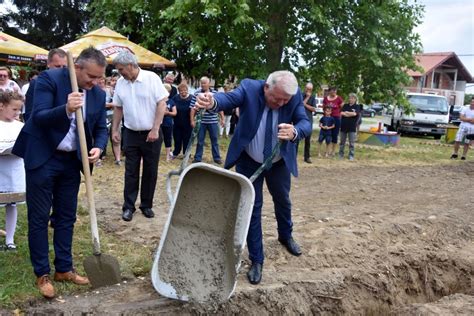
[265,0,291,73]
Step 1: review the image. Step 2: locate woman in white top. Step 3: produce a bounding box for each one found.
[0,90,25,250]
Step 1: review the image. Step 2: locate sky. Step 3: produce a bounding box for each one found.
[1,1,473,89]
[412,0,474,91]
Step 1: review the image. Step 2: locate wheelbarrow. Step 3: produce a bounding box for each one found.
[151,111,279,302]
[151,162,255,302]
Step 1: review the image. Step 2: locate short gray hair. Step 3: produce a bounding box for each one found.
[266,70,298,95]
[113,50,139,68]
[348,93,358,102]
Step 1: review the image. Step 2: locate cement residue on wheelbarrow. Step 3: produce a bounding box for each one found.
[152,163,254,302]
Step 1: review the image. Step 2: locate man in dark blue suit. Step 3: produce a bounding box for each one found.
[195,71,311,285]
[23,48,68,122]
[12,47,108,299]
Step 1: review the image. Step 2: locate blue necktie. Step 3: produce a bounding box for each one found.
[263,109,273,165]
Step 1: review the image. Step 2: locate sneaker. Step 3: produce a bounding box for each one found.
[114,160,122,166]
[349,156,354,161]
[95,160,103,167]
[169,153,177,160]
[214,159,223,165]
[450,154,458,159]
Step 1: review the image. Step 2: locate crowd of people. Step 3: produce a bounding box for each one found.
[1,47,473,299]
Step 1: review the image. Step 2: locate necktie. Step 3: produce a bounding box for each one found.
[263,109,273,164]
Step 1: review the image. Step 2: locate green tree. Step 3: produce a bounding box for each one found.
[465,93,473,105]
[3,0,90,49]
[89,0,423,105]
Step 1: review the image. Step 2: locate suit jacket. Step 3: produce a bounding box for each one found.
[12,68,108,170]
[214,79,311,177]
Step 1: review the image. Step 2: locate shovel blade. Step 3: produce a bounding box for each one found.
[84,254,121,289]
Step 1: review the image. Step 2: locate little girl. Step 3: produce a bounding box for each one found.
[0,89,25,251]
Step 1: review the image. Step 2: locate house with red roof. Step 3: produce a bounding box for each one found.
[406,52,473,106]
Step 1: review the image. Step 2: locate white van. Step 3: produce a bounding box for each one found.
[383,93,449,139]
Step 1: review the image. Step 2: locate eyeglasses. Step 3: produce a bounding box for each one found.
[0,74,8,78]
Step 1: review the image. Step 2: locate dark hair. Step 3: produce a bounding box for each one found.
[47,48,67,62]
[76,46,107,68]
[328,86,337,91]
[28,70,40,80]
[323,105,332,112]
[0,89,24,104]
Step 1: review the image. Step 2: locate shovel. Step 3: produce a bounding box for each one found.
[67,52,121,288]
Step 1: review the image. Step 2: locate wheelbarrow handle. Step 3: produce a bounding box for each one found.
[166,110,203,204]
[249,141,281,183]
[166,170,182,204]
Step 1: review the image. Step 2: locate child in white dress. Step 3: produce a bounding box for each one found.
[0,90,25,251]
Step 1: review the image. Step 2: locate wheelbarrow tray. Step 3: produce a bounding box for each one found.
[151,162,255,302]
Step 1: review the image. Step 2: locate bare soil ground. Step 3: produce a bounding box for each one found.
[18,155,474,315]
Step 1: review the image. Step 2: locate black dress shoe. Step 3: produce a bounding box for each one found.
[141,208,155,218]
[214,159,223,165]
[122,209,134,221]
[247,262,262,285]
[278,237,302,256]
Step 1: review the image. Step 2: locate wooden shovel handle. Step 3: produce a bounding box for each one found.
[67,52,101,255]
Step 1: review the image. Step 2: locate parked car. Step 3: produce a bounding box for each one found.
[449,105,463,125]
[361,105,376,117]
[370,103,386,115]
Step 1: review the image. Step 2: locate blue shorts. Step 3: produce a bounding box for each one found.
[318,130,332,144]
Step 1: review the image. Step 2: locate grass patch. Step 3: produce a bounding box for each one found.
[304,129,454,165]
[0,204,152,309]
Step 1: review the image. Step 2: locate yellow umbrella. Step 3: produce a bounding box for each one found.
[60,26,176,68]
[0,32,48,64]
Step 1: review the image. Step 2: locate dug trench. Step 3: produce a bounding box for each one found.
[20,161,474,314]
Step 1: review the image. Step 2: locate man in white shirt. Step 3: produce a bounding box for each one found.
[111,51,168,221]
[451,96,474,160]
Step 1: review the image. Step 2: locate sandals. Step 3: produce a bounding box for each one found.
[1,244,17,251]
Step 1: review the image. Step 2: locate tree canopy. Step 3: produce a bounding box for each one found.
[2,0,424,105]
[1,0,90,50]
[89,0,423,105]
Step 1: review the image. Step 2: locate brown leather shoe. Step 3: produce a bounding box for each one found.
[36,274,55,299]
[54,270,90,285]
